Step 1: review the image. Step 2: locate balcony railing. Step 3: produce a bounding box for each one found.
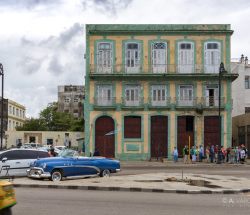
[176,97,198,107]
[121,97,144,107]
[92,96,227,109]
[94,97,116,107]
[89,64,231,74]
[201,96,225,108]
[148,97,171,108]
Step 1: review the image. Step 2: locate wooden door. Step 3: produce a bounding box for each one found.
[177,116,194,157]
[151,116,168,158]
[204,116,220,148]
[95,116,115,158]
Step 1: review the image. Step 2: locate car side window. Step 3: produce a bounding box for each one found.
[2,150,20,160]
[37,151,49,158]
[19,150,37,159]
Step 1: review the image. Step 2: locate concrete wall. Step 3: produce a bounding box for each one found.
[5,131,84,149]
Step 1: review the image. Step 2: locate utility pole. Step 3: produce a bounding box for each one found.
[0,63,4,150]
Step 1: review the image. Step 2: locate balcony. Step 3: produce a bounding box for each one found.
[201,96,226,109]
[93,97,116,109]
[121,97,144,109]
[175,97,198,108]
[148,97,172,109]
[89,64,232,74]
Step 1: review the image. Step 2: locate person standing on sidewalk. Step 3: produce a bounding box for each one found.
[199,145,204,162]
[183,145,189,164]
[210,145,215,163]
[172,147,178,162]
[205,146,210,163]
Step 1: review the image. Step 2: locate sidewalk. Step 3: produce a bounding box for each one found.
[12,171,250,195]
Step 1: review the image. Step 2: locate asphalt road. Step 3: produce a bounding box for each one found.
[13,188,250,215]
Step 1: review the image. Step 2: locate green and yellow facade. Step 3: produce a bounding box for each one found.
[84,24,238,160]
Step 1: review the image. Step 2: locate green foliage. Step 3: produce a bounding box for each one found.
[16,103,84,131]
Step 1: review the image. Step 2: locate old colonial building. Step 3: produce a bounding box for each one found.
[84,24,237,160]
[7,99,26,131]
[58,85,85,118]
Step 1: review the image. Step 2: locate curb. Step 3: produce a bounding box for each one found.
[13,184,250,195]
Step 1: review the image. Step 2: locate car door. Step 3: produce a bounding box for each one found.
[73,158,99,176]
[0,150,24,176]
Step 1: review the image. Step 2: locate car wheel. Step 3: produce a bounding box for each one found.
[100,169,110,177]
[1,207,12,215]
[51,170,62,182]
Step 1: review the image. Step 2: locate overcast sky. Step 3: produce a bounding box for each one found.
[0,0,250,117]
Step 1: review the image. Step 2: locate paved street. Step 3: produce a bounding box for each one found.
[13,188,250,215]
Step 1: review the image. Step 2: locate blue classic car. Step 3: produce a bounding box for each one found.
[26,150,120,181]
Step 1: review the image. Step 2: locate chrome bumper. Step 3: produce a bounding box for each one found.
[27,168,51,179]
[115,169,121,172]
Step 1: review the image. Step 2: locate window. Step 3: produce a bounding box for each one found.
[125,42,141,73]
[151,42,167,73]
[245,76,250,89]
[13,107,15,115]
[178,42,194,73]
[124,85,141,106]
[64,97,70,103]
[97,42,113,73]
[245,107,250,113]
[178,85,193,106]
[238,126,245,145]
[124,116,141,139]
[97,85,112,106]
[9,105,12,114]
[16,108,19,116]
[151,85,167,106]
[204,42,221,73]
[47,139,53,145]
[74,97,79,103]
[205,85,219,107]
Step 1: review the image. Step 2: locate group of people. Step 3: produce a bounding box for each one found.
[172,144,248,164]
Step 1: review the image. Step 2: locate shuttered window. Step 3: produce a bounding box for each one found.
[97,42,113,73]
[178,42,194,73]
[204,42,221,73]
[124,116,141,138]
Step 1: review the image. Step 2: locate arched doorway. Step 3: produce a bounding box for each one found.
[95,116,115,158]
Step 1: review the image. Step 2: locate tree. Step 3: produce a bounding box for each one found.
[16,103,84,131]
[16,118,47,131]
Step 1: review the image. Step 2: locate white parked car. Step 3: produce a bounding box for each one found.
[0,148,50,177]
[54,145,66,151]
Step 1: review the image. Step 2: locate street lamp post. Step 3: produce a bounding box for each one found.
[218,62,226,148]
[0,63,4,150]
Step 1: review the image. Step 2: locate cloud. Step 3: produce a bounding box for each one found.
[0,0,62,10]
[81,0,133,15]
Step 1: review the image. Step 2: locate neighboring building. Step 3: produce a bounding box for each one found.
[232,113,250,156]
[5,130,84,149]
[84,24,237,160]
[58,85,85,118]
[231,55,250,117]
[231,55,250,154]
[7,99,26,131]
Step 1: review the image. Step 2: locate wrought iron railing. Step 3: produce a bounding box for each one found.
[89,64,231,74]
[93,97,116,106]
[121,97,144,107]
[148,97,171,107]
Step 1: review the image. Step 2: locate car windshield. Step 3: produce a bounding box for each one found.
[58,149,79,157]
